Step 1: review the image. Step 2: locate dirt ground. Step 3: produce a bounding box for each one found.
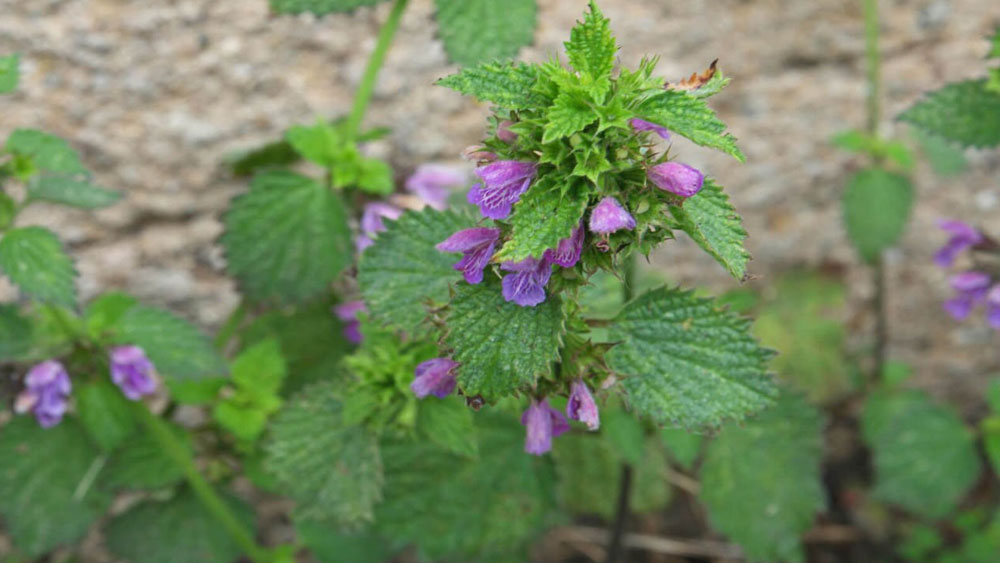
[1,0,1000,408]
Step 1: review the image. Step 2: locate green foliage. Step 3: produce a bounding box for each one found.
[105,489,255,563]
[668,178,750,280]
[445,282,565,399]
[0,192,15,229]
[213,339,287,442]
[358,208,474,332]
[0,226,77,307]
[831,129,914,170]
[296,519,391,563]
[900,80,1000,148]
[494,183,588,262]
[115,305,226,381]
[564,1,617,84]
[28,174,120,208]
[434,0,536,67]
[607,287,777,429]
[265,382,384,525]
[0,418,110,556]
[842,168,913,263]
[543,89,599,143]
[913,130,967,176]
[269,0,385,14]
[602,408,645,466]
[638,89,745,161]
[222,170,352,303]
[5,129,86,174]
[228,139,300,177]
[75,379,137,451]
[862,390,980,518]
[437,62,545,110]
[101,425,191,491]
[84,291,138,339]
[416,396,478,458]
[285,122,341,168]
[0,305,33,360]
[659,427,702,469]
[700,394,826,563]
[0,53,19,94]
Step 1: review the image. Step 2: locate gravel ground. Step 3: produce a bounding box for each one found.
[1,0,1000,407]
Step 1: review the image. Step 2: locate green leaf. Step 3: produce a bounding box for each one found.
[434,0,536,67]
[214,339,287,442]
[445,282,565,399]
[5,129,86,174]
[982,416,1000,476]
[269,0,385,14]
[0,192,15,229]
[0,226,77,307]
[0,54,19,94]
[437,62,544,110]
[105,489,254,563]
[494,184,588,262]
[899,80,1000,148]
[265,382,383,525]
[543,89,599,143]
[417,396,478,458]
[84,292,138,338]
[607,287,777,429]
[913,129,967,177]
[0,305,33,361]
[28,174,120,209]
[115,305,226,381]
[75,379,137,451]
[668,178,750,280]
[842,168,913,263]
[699,394,826,563]
[564,1,617,81]
[602,409,645,466]
[638,90,745,161]
[0,418,110,556]
[296,519,391,563]
[862,390,980,518]
[285,122,340,167]
[228,139,300,177]
[100,424,191,491]
[659,427,702,470]
[222,170,352,303]
[356,156,394,195]
[358,208,475,332]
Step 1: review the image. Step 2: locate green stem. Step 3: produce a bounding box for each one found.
[622,254,637,304]
[343,0,410,140]
[862,0,882,137]
[133,403,269,562]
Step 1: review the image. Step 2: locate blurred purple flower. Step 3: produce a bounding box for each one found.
[521,399,569,455]
[629,118,671,140]
[988,285,1000,329]
[943,271,991,320]
[110,345,157,400]
[588,197,635,234]
[14,360,71,428]
[501,256,553,307]
[648,162,704,198]
[566,379,600,430]
[934,219,983,267]
[437,227,501,284]
[356,202,403,252]
[333,300,367,344]
[545,223,584,268]
[468,160,537,220]
[411,357,459,399]
[405,164,465,210]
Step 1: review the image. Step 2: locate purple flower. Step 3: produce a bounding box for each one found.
[647,162,705,198]
[467,161,537,220]
[521,399,570,455]
[545,223,584,268]
[333,300,366,344]
[356,202,403,252]
[110,346,157,400]
[566,379,600,430]
[501,256,553,307]
[405,164,465,211]
[935,219,983,267]
[988,285,1000,329]
[943,271,991,320]
[436,228,501,284]
[630,118,671,140]
[14,360,71,428]
[497,120,518,143]
[411,358,459,399]
[588,197,636,234]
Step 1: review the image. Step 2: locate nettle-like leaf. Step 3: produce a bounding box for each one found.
[101,424,191,491]
[5,129,86,174]
[842,168,913,263]
[668,178,750,280]
[213,338,287,442]
[84,291,138,338]
[0,226,77,307]
[75,379,137,451]
[114,305,226,381]
[416,396,478,458]
[862,390,980,518]
[0,53,19,94]
[494,182,589,262]
[434,0,536,67]
[359,208,474,333]
[637,89,745,161]
[700,394,826,563]
[296,519,392,563]
[222,170,352,304]
[28,174,120,209]
[445,282,565,399]
[437,62,545,110]
[899,80,1000,148]
[564,1,617,82]
[269,0,385,15]
[543,89,599,143]
[0,305,33,360]
[265,382,384,525]
[607,287,777,429]
[0,418,111,556]
[105,489,254,563]
[286,122,340,168]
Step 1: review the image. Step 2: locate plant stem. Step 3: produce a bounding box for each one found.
[133,402,270,562]
[343,0,410,140]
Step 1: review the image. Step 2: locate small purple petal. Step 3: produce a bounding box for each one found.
[437,228,501,285]
[333,301,367,344]
[566,379,600,430]
[588,197,636,234]
[411,358,459,399]
[546,224,585,268]
[360,202,403,236]
[110,346,158,400]
[934,219,983,267]
[469,161,537,220]
[497,120,518,143]
[950,271,991,292]
[406,164,466,210]
[19,360,72,428]
[647,162,705,198]
[501,257,553,307]
[629,118,671,140]
[521,399,566,455]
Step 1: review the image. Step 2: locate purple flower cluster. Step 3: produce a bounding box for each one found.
[110,346,158,400]
[467,160,537,220]
[935,220,1000,329]
[405,164,465,211]
[411,357,458,399]
[356,202,403,253]
[334,300,366,344]
[15,361,71,428]
[521,380,600,455]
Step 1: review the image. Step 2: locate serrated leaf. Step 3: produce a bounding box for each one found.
[76,379,137,451]
[900,80,1000,148]
[700,394,825,562]
[214,340,285,442]
[445,282,565,399]
[0,54,19,94]
[417,396,478,458]
[115,305,226,381]
[0,305,32,360]
[356,156,393,195]
[231,338,286,393]
[269,0,384,14]
[84,292,138,338]
[437,62,544,110]
[376,413,556,560]
[285,122,340,168]
[101,424,191,491]
[637,89,745,161]
[105,489,254,563]
[495,184,588,262]
[842,168,913,263]
[0,418,111,556]
[0,226,77,307]
[668,178,750,280]
[543,89,598,143]
[265,381,383,525]
[434,0,536,67]
[607,287,777,429]
[222,170,352,303]
[358,208,474,332]
[564,1,617,81]
[5,129,86,174]
[28,174,120,209]
[862,390,980,518]
[228,139,300,177]
[296,519,391,563]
